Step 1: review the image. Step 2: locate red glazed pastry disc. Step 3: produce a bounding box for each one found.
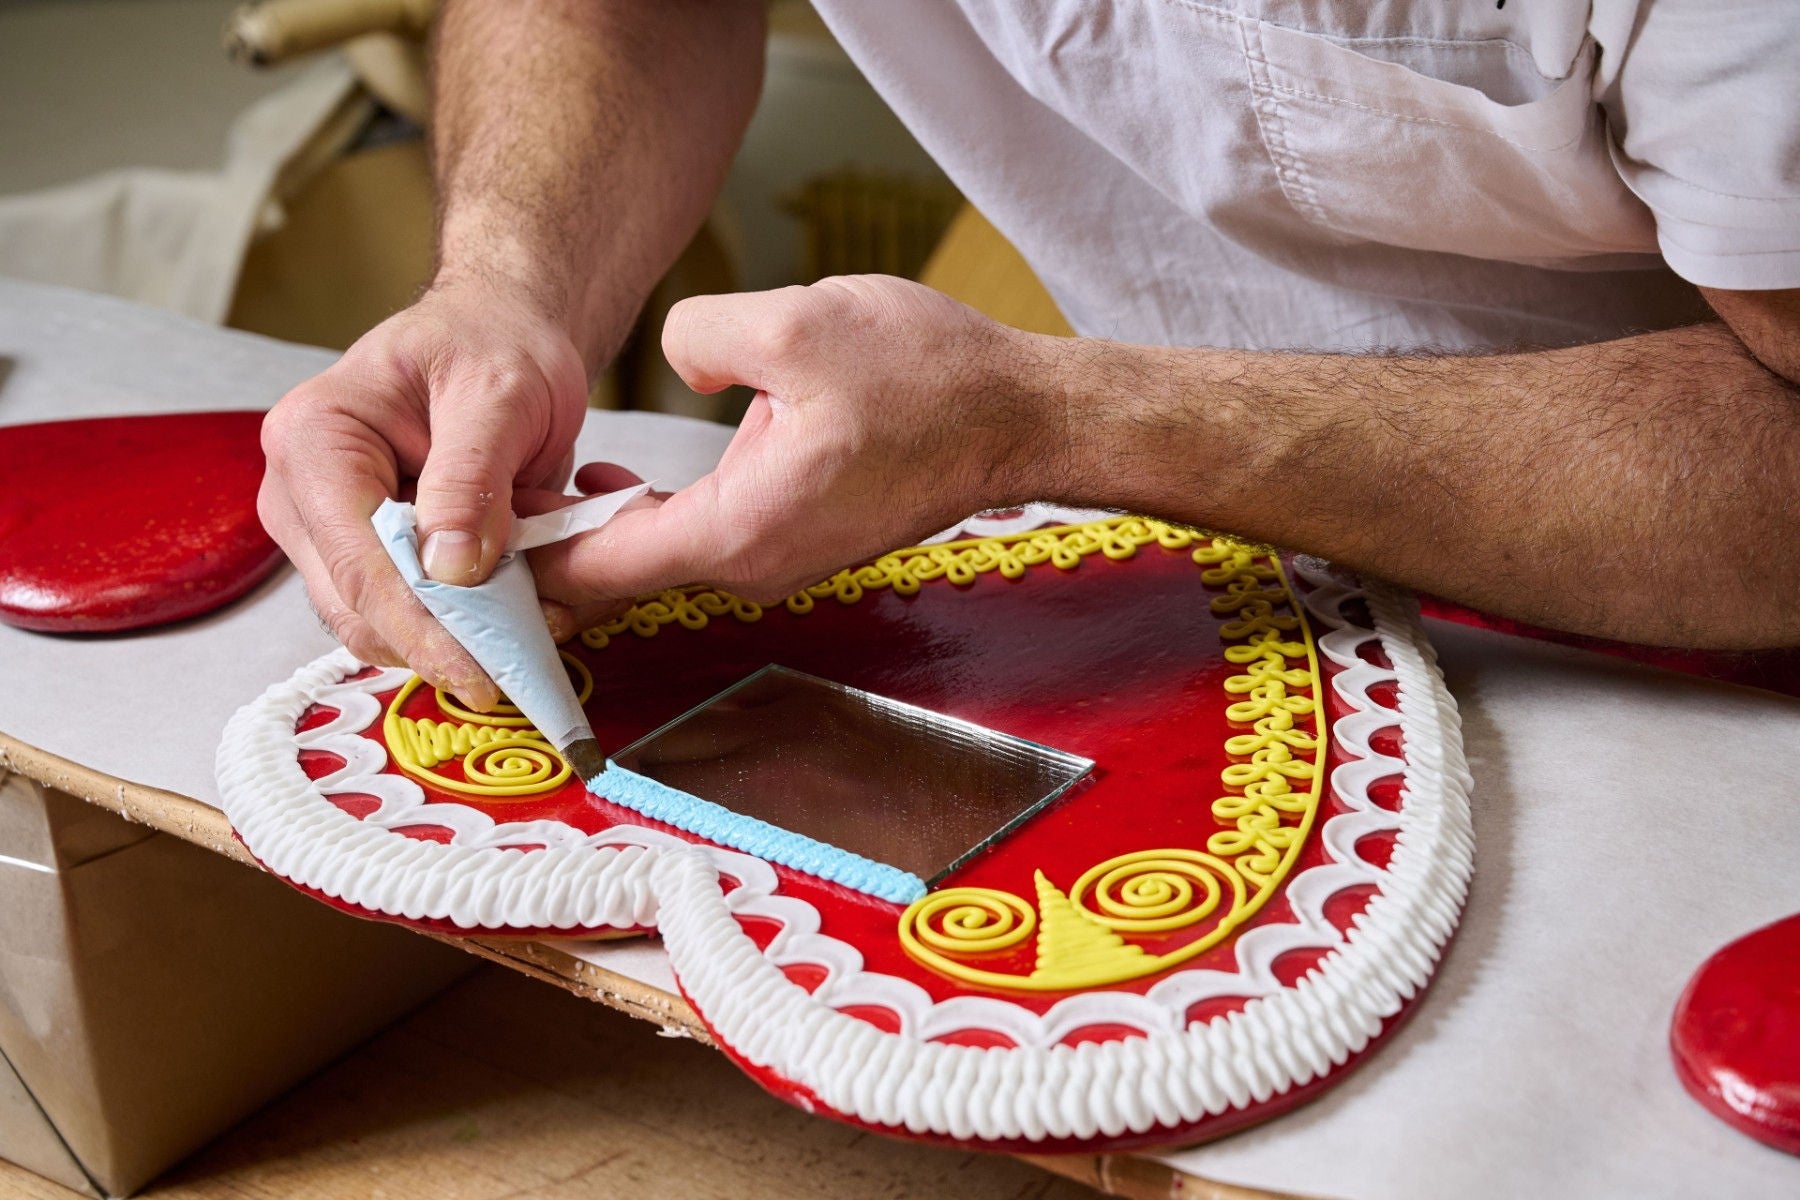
[0,410,283,632]
[219,509,1476,1150]
[1671,913,1800,1156]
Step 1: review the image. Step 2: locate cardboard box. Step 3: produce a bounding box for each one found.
[0,771,473,1196]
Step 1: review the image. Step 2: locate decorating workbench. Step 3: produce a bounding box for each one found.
[2,279,1796,1199]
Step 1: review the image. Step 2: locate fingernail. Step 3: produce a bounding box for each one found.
[422,530,482,584]
[441,675,495,712]
[542,600,572,643]
[461,671,500,713]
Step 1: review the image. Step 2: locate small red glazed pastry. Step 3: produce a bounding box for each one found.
[0,411,283,632]
[1672,913,1800,1156]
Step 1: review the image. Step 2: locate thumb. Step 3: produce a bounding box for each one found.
[414,380,537,585]
[662,288,805,395]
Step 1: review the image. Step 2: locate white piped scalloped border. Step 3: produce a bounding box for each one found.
[216,533,1472,1144]
[649,562,1473,1142]
[218,652,787,931]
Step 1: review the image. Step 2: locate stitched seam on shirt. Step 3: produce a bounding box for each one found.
[1257,95,1335,227]
[1261,81,1587,152]
[1643,172,1800,207]
[1151,0,1248,29]
[1658,230,1800,258]
[1152,0,1566,82]
[1239,20,1337,229]
[1325,36,1561,82]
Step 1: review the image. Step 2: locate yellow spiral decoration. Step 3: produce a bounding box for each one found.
[900,888,1037,957]
[897,850,1270,991]
[891,535,1328,992]
[460,740,569,793]
[1068,849,1242,934]
[382,674,574,798]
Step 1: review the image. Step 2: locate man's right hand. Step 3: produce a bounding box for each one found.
[258,280,591,710]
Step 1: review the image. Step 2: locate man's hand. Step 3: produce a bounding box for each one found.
[544,273,1799,650]
[259,281,589,707]
[255,0,763,695]
[531,276,1063,617]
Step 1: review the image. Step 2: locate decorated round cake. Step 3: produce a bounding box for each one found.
[218,507,1473,1150]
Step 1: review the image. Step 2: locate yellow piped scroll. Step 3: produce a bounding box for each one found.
[381,651,591,798]
[459,740,566,791]
[898,538,1326,992]
[581,517,1202,648]
[902,888,1037,956]
[1069,849,1243,934]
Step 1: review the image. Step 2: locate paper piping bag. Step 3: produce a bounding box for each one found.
[370,484,649,780]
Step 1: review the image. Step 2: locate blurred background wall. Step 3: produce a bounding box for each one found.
[0,0,1033,422]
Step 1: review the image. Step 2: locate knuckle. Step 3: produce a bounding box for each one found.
[419,456,505,509]
[254,482,289,540]
[451,359,539,405]
[808,276,867,316]
[713,542,792,606]
[311,531,376,612]
[661,300,697,360]
[316,603,363,652]
[259,396,304,463]
[753,309,810,364]
[342,630,392,668]
[327,614,361,650]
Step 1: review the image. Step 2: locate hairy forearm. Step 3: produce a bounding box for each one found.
[431,0,764,370]
[1041,323,1800,648]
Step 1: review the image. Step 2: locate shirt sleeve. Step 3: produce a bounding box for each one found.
[1600,0,1800,290]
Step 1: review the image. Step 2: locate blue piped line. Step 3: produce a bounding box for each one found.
[587,764,928,906]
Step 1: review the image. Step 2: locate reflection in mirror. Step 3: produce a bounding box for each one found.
[613,666,1093,883]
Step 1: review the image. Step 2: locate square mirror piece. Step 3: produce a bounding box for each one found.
[612,665,1093,885]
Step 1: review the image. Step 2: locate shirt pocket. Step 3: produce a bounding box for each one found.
[1241,20,1659,266]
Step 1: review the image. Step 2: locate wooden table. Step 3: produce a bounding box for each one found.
[4,279,1797,1199]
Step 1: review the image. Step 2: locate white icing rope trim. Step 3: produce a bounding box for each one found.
[216,649,779,930]
[651,564,1474,1142]
[215,533,1473,1141]
[919,504,1119,544]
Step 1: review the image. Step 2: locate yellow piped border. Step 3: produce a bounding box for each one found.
[896,543,1326,992]
[580,517,1202,649]
[385,521,1188,800]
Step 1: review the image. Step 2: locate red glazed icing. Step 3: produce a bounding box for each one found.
[1419,595,1800,701]
[1671,913,1800,1156]
[255,526,1459,1149]
[334,546,1367,1000]
[0,411,283,632]
[310,546,1398,990]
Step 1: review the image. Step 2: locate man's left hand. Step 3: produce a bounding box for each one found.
[530,275,1069,624]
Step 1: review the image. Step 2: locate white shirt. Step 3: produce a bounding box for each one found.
[810,1,1800,352]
